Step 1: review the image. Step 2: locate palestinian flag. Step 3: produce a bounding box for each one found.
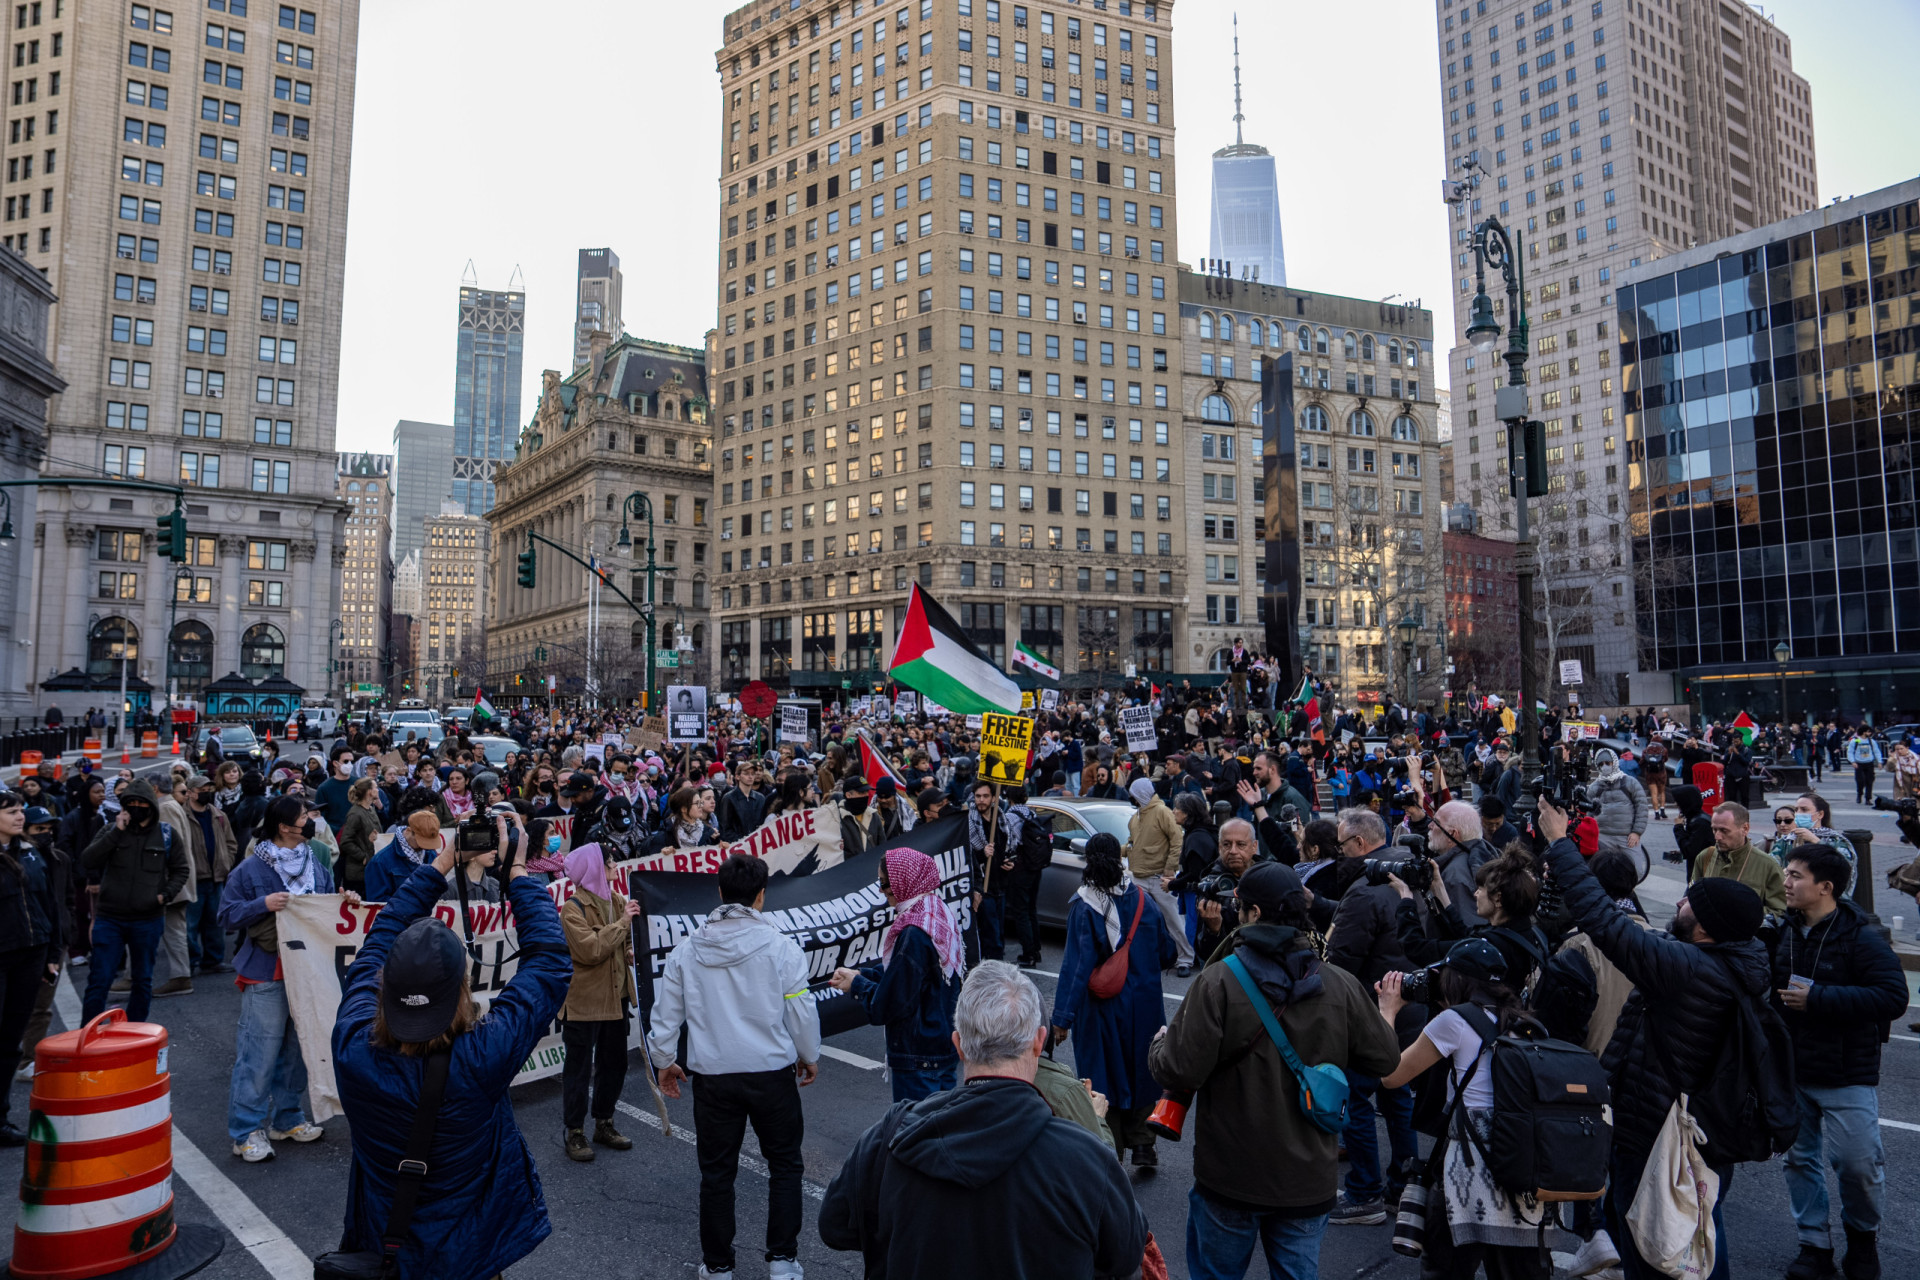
[472,688,496,724]
[855,730,908,793]
[1730,711,1757,746]
[1013,641,1061,682]
[888,583,1023,715]
[1293,675,1321,730]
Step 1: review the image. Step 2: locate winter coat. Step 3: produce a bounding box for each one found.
[1769,899,1908,1089]
[1149,923,1401,1211]
[1033,1052,1114,1149]
[218,848,335,982]
[364,828,441,903]
[1123,793,1181,878]
[818,1076,1147,1280]
[1434,836,1499,927]
[335,805,380,891]
[1545,837,1774,1174]
[0,838,62,967]
[1692,841,1787,913]
[80,782,189,921]
[333,865,570,1280]
[559,887,638,1022]
[718,784,771,841]
[645,904,822,1076]
[1495,764,1523,814]
[1588,770,1651,845]
[1049,883,1178,1111]
[1553,912,1654,1057]
[1165,825,1218,895]
[182,804,237,883]
[845,925,962,1074]
[1325,861,1431,987]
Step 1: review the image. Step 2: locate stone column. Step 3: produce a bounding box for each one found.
[287,539,317,694]
[217,534,249,678]
[62,523,92,681]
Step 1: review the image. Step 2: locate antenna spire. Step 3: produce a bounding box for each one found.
[1232,14,1244,146]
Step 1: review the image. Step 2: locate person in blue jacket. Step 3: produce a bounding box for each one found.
[829,846,964,1100]
[362,807,443,902]
[329,809,570,1280]
[1049,830,1177,1168]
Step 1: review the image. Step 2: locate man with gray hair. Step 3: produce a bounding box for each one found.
[820,961,1147,1278]
[1426,798,1498,928]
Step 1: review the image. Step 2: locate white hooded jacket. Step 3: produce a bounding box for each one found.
[646,904,822,1076]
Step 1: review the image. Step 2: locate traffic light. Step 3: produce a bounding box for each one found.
[156,507,188,562]
[1508,419,1550,499]
[516,539,537,588]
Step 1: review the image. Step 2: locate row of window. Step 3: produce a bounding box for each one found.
[102,442,292,492]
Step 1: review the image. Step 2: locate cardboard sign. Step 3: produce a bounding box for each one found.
[627,715,667,751]
[779,704,811,745]
[1121,704,1159,753]
[965,713,983,730]
[1020,690,1036,711]
[978,712,1035,784]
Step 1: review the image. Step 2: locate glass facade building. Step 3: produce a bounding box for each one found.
[1208,147,1286,287]
[1621,180,1920,721]
[452,281,526,515]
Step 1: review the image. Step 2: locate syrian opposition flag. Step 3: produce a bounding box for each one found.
[888,583,1023,715]
[1293,675,1321,730]
[1730,711,1758,746]
[1012,641,1061,683]
[472,688,496,724]
[855,730,909,793]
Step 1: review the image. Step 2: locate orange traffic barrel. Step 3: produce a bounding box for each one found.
[81,739,101,767]
[11,1011,178,1279]
[19,749,41,770]
[139,732,158,759]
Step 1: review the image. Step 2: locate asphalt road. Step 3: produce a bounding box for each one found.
[11,763,1919,1280]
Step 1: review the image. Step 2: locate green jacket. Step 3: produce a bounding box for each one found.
[81,781,191,921]
[1693,840,1786,913]
[1034,1053,1115,1152]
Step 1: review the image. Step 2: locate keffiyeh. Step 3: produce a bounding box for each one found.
[1076,867,1139,949]
[881,847,964,979]
[253,838,318,896]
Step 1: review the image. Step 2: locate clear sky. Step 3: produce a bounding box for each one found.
[331,0,1920,455]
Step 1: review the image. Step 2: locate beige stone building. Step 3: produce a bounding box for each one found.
[1178,270,1445,704]
[1435,0,1818,704]
[334,450,390,697]
[420,500,486,705]
[11,0,357,709]
[486,332,712,705]
[708,0,1185,692]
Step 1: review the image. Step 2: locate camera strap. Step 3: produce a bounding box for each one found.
[381,1050,451,1265]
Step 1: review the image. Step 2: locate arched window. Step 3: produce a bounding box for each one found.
[1297,325,1312,353]
[346,481,359,493]
[1407,343,1420,368]
[605,493,616,511]
[1348,410,1376,437]
[1299,405,1329,433]
[1392,415,1420,442]
[240,624,285,681]
[1198,311,1214,339]
[1361,334,1375,360]
[1342,331,1358,358]
[1219,313,1235,343]
[1207,648,1233,672]
[631,622,648,649]
[167,620,212,694]
[87,617,139,679]
[1315,328,1329,355]
[1250,319,1264,346]
[1200,394,1234,424]
[1388,339,1402,365]
[692,623,706,650]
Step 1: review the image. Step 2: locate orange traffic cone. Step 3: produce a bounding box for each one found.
[169,734,180,756]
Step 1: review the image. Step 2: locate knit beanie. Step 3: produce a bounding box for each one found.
[1685,876,1764,944]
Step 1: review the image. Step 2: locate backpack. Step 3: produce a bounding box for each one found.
[1650,968,1798,1165]
[1454,1006,1612,1203]
[1015,809,1054,874]
[1529,947,1601,1048]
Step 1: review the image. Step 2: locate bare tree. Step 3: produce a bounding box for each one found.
[1330,464,1442,704]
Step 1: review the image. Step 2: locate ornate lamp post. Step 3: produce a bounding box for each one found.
[615,493,660,711]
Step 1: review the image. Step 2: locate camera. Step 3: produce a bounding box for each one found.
[1194,872,1240,907]
[1873,794,1920,846]
[1277,803,1299,825]
[455,815,498,854]
[1398,965,1437,1006]
[1364,840,1434,891]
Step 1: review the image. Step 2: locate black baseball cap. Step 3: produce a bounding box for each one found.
[559,771,593,797]
[379,919,469,1042]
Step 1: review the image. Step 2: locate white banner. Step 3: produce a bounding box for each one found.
[1121,704,1158,753]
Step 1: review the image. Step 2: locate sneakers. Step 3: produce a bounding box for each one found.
[153,977,194,998]
[14,1063,32,1082]
[1329,1195,1387,1225]
[1175,961,1193,978]
[565,1129,594,1162]
[1129,1144,1158,1169]
[232,1131,274,1163]
[593,1119,632,1151]
[268,1122,324,1143]
[1568,1230,1623,1278]
[1786,1244,1839,1280]
[696,1268,732,1280]
[768,1262,804,1280]
[1842,1228,1879,1280]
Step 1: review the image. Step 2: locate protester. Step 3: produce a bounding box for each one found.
[0,792,62,1146]
[557,841,639,1162]
[1150,862,1401,1279]
[365,809,445,902]
[820,961,1148,1279]
[1587,748,1651,862]
[1694,801,1787,913]
[1668,783,1715,871]
[964,779,1007,960]
[79,780,188,1024]
[648,854,820,1280]
[829,846,964,1100]
[1425,798,1500,927]
[335,778,381,895]
[1125,775,1195,971]
[148,777,200,998]
[997,785,1046,968]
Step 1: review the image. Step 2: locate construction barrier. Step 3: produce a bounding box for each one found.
[19,749,40,771]
[80,739,101,767]
[139,732,158,759]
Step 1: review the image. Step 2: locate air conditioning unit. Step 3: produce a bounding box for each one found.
[136,297,152,306]
[189,302,207,312]
[1015,87,1027,96]
[895,232,907,244]
[208,388,223,398]
[116,248,135,259]
[213,264,230,274]
[283,315,298,325]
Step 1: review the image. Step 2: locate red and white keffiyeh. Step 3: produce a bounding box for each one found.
[880,847,964,980]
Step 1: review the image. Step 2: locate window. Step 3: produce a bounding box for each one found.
[249,457,291,493]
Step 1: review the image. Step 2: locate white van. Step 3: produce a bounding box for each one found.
[297,706,340,739]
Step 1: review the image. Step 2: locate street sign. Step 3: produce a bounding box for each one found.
[655,649,680,668]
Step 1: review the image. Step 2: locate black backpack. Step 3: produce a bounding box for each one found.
[1651,968,1798,1165]
[1455,1007,1612,1203]
[1015,809,1054,874]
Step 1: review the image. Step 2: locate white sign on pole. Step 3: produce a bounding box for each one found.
[964,713,983,730]
[1040,688,1060,711]
[896,691,919,717]
[779,703,811,745]
[1120,704,1158,753]
[1559,659,1585,686]
[667,685,709,743]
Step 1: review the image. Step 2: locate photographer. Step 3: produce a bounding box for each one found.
[365,810,447,903]
[328,803,570,1280]
[1185,817,1267,965]
[1164,791,1217,968]
[1388,846,1548,991]
[1424,800,1500,928]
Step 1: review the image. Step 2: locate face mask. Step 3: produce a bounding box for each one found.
[126,806,154,827]
[545,834,563,854]
[196,791,215,807]
[844,796,870,816]
[301,818,317,839]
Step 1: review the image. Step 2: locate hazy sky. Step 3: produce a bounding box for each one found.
[332,0,1920,455]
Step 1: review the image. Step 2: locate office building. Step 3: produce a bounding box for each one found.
[710,0,1183,691]
[1181,269,1443,703]
[390,417,453,567]
[15,0,358,712]
[334,451,392,697]
[420,499,488,704]
[488,332,712,703]
[1442,507,1519,701]
[573,247,623,370]
[1205,18,1283,286]
[452,263,523,514]
[1436,0,1818,704]
[1620,179,1920,722]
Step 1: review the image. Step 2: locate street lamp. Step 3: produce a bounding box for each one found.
[1396,613,1420,708]
[616,492,661,710]
[0,489,13,541]
[1464,212,1543,776]
[327,618,344,704]
[1774,639,1792,728]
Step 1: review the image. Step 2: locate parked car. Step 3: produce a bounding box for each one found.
[194,724,263,764]
[1024,797,1139,929]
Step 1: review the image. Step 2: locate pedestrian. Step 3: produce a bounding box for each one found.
[328,814,569,1280]
[557,841,639,1162]
[334,778,381,895]
[820,961,1148,1279]
[180,773,237,975]
[1773,843,1907,1280]
[78,780,187,1024]
[828,846,964,1101]
[0,792,63,1146]
[1642,737,1670,817]
[1149,862,1401,1280]
[1586,749,1650,863]
[148,776,200,998]
[1844,730,1882,804]
[648,853,820,1280]
[1049,831,1177,1168]
[365,808,445,902]
[1124,775,1195,971]
[1668,783,1715,873]
[1693,801,1786,913]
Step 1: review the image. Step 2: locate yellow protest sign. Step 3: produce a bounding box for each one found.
[1020,690,1036,711]
[978,713,1035,785]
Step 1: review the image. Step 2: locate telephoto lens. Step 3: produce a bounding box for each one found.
[1391,1181,1431,1257]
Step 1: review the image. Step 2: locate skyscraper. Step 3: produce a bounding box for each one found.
[1434,0,1817,704]
[335,452,393,696]
[1207,16,1285,286]
[573,247,624,370]
[390,418,454,569]
[452,263,524,514]
[709,0,1186,691]
[14,0,359,709]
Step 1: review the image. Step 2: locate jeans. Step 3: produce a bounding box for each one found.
[1341,1074,1417,1203]
[81,913,163,1024]
[1783,1084,1886,1247]
[561,1016,630,1130]
[1854,764,1876,803]
[0,946,47,1125]
[1609,1154,1732,1280]
[691,1067,806,1272]
[186,880,225,970]
[227,979,310,1142]
[1186,1185,1329,1280]
[889,1056,957,1103]
[1140,877,1195,965]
